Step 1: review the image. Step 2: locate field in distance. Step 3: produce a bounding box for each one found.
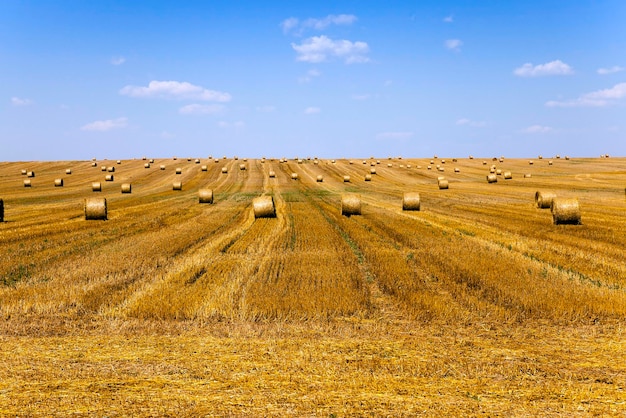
[1,155,625,416]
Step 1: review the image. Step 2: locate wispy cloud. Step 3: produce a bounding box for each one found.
[281,14,357,34]
[443,15,454,23]
[292,36,370,64]
[298,68,321,83]
[377,132,413,140]
[545,82,626,107]
[456,118,487,127]
[304,107,320,114]
[11,97,32,106]
[179,104,224,115]
[521,124,553,134]
[81,117,128,131]
[120,80,231,102]
[597,66,624,75]
[111,56,126,65]
[445,39,463,52]
[513,60,573,77]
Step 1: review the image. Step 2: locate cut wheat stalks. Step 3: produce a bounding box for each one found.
[121,183,132,194]
[438,179,449,189]
[253,195,276,218]
[84,198,107,220]
[316,175,323,182]
[402,192,420,211]
[23,179,31,187]
[172,182,183,191]
[92,182,102,192]
[198,189,213,204]
[552,198,581,225]
[341,194,361,216]
[535,191,557,209]
[54,179,64,187]
[486,173,498,183]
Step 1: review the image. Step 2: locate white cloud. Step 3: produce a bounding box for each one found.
[256,105,276,112]
[304,107,320,114]
[81,117,128,132]
[377,132,413,140]
[445,39,463,51]
[281,17,299,33]
[179,104,224,115]
[443,15,454,23]
[545,82,626,107]
[456,118,487,127]
[292,35,370,64]
[120,80,231,102]
[11,97,32,106]
[521,125,553,134]
[111,56,126,65]
[282,14,357,34]
[513,60,573,77]
[597,66,624,75]
[298,68,321,83]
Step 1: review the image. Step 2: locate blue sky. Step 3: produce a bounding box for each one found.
[2,1,625,160]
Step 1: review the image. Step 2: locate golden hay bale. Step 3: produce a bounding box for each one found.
[486,173,497,183]
[489,167,496,173]
[121,183,132,194]
[399,164,405,168]
[176,168,182,174]
[430,160,435,164]
[160,165,166,170]
[469,155,474,159]
[291,173,298,180]
[565,156,570,160]
[535,191,557,209]
[253,195,276,218]
[341,194,361,216]
[239,164,246,170]
[65,169,72,175]
[407,164,412,169]
[343,175,351,182]
[108,166,115,172]
[142,156,147,160]
[437,176,445,181]
[21,169,27,175]
[551,198,581,225]
[198,189,213,204]
[529,160,534,165]
[54,178,63,187]
[214,159,220,163]
[454,167,460,173]
[496,169,502,175]
[27,171,35,178]
[370,168,376,174]
[84,198,107,220]
[452,158,458,162]
[101,166,107,171]
[173,156,178,160]
[221,167,228,174]
[201,165,208,171]
[173,182,182,191]
[402,192,420,211]
[24,179,31,187]
[92,182,101,192]
[438,167,445,172]
[149,159,155,163]
[195,159,200,164]
[438,179,449,189]
[538,155,543,159]
[316,175,323,182]
[234,156,239,160]
[92,162,97,167]
[556,154,561,159]
[364,174,372,181]
[269,170,276,178]
[117,160,122,164]
[144,163,151,168]
[0,199,3,222]
[105,174,114,182]
[503,171,512,179]
[441,160,446,164]
[482,161,487,165]
[314,160,319,165]
[387,163,392,167]
[548,160,553,165]
[362,160,367,164]
[524,173,532,178]
[427,165,432,170]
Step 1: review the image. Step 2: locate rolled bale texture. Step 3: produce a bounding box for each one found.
[253,195,276,218]
[198,189,213,204]
[221,167,228,174]
[343,175,351,182]
[173,182,183,191]
[121,183,132,194]
[85,198,107,220]
[316,175,323,182]
[24,179,31,187]
[92,182,102,192]
[54,178,64,187]
[268,170,276,178]
[364,174,372,181]
[535,191,557,209]
[438,179,449,189]
[65,169,72,175]
[486,173,497,183]
[105,174,114,182]
[341,194,361,216]
[551,198,581,225]
[291,173,298,180]
[503,171,512,179]
[402,192,420,211]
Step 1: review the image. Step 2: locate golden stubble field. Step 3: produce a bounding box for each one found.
[0,155,625,416]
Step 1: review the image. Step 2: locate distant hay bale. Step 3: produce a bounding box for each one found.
[482,161,487,165]
[427,165,432,170]
[21,169,27,175]
[105,175,114,182]
[142,156,147,160]
[214,159,220,163]
[221,167,228,174]
[173,156,177,160]
[160,165,166,170]
[291,173,299,180]
[299,159,304,164]
[535,191,557,209]
[233,156,239,160]
[454,167,460,173]
[117,160,121,164]
[503,171,512,179]
[402,192,420,211]
[316,175,323,182]
[24,179,31,187]
[438,167,445,172]
[84,198,107,220]
[496,169,502,175]
[437,176,445,181]
[343,175,351,182]
[364,174,372,181]
[452,158,458,163]
[556,155,561,159]
[370,168,376,174]
[65,169,72,175]
[92,182,101,192]
[173,181,182,190]
[195,159,200,164]
[565,156,570,160]
[341,194,361,216]
[269,170,276,178]
[91,162,97,167]
[144,163,151,168]
[27,171,35,178]
[121,183,132,194]
[538,155,543,159]
[54,178,63,187]
[407,164,412,169]
[253,195,276,218]
[529,160,534,165]
[387,163,393,167]
[524,173,532,178]
[198,189,213,204]
[486,173,497,183]
[430,160,434,164]
[552,198,581,225]
[469,155,474,159]
[201,165,208,171]
[108,166,115,172]
[399,164,405,168]
[548,160,553,165]
[176,168,182,174]
[313,160,319,165]
[438,179,449,189]
[441,160,446,164]
[239,164,246,170]
[101,166,107,172]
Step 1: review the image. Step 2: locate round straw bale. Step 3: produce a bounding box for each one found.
[343,175,351,182]
[160,165,166,170]
[27,171,35,178]
[438,167,445,172]
[24,179,31,187]
[486,173,497,183]
[438,179,449,189]
[92,182,101,192]
[253,195,276,218]
[176,168,182,174]
[469,155,474,159]
[173,156,177,160]
[503,171,512,179]
[556,155,561,159]
[524,173,532,178]
[198,189,213,204]
[269,170,276,178]
[173,182,182,191]
[105,174,114,181]
[565,156,570,160]
[387,163,393,167]
[441,160,446,164]
[407,164,412,169]
[316,175,323,182]
[54,178,63,187]
[314,160,319,165]
[370,168,376,174]
[341,194,361,216]
[535,191,556,209]
[548,160,553,165]
[214,159,219,163]
[92,162,97,167]
[201,165,208,171]
[364,174,372,181]
[234,156,238,160]
[101,166,107,171]
[430,160,434,164]
[399,164,405,168]
[84,198,107,220]
[437,176,445,181]
[65,169,72,175]
[452,158,458,162]
[538,155,543,159]
[291,173,298,180]
[195,159,200,164]
[149,159,153,163]
[489,167,496,173]
[144,163,150,168]
[21,169,27,175]
[496,169,502,175]
[117,160,122,164]
[239,164,246,170]
[427,165,432,170]
[551,198,581,225]
[221,167,228,174]
[529,160,534,165]
[108,166,115,172]
[454,167,460,173]
[121,183,132,194]
[243,158,248,162]
[142,156,147,160]
[402,192,420,211]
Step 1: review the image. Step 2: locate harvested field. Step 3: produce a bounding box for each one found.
[0,156,625,416]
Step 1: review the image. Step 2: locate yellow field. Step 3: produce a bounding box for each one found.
[1,156,625,416]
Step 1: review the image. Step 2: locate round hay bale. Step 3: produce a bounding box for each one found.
[482,161,487,165]
[370,168,376,174]
[101,166,107,171]
[92,182,102,192]
[85,198,107,220]
[201,165,208,171]
[313,160,319,165]
[524,173,532,178]
[173,156,177,160]
[105,174,114,182]
[503,171,512,179]
[469,155,474,159]
[407,164,412,169]
[117,160,122,164]
[535,191,556,209]
[538,155,543,159]
[548,160,553,165]
[233,156,238,160]
[438,179,449,189]
[195,159,201,164]
[54,178,64,187]
[27,171,35,178]
[343,175,351,182]
[341,194,361,216]
[454,167,460,173]
[24,179,31,187]
[268,170,276,178]
[142,156,147,160]
[21,169,27,175]
[496,169,502,175]
[144,163,151,168]
[529,160,534,165]
[253,195,276,218]
[173,182,182,191]
[486,173,497,183]
[427,165,432,170]
[316,175,323,182]
[565,156,570,160]
[65,169,72,175]
[214,159,220,163]
[551,198,581,225]
[108,166,115,172]
[387,163,393,168]
[441,160,446,164]
[489,167,496,173]
[121,183,132,194]
[364,174,372,181]
[438,167,445,172]
[92,162,97,167]
[239,164,246,170]
[176,168,182,174]
[160,165,166,170]
[149,159,154,164]
[0,199,3,222]
[402,192,420,211]
[221,167,228,174]
[291,173,298,180]
[198,189,213,204]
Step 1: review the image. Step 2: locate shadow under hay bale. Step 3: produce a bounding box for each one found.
[551,198,581,225]
[0,199,3,222]
[198,189,213,204]
[85,198,107,220]
[253,195,276,218]
[341,194,361,216]
[535,191,557,209]
[402,192,420,211]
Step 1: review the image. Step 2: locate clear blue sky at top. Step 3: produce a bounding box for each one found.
[1,0,624,160]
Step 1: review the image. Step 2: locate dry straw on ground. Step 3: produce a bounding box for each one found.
[341,194,361,216]
[84,198,107,220]
[402,192,420,211]
[253,195,276,218]
[535,191,557,209]
[121,183,132,194]
[551,198,581,225]
[198,189,213,204]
